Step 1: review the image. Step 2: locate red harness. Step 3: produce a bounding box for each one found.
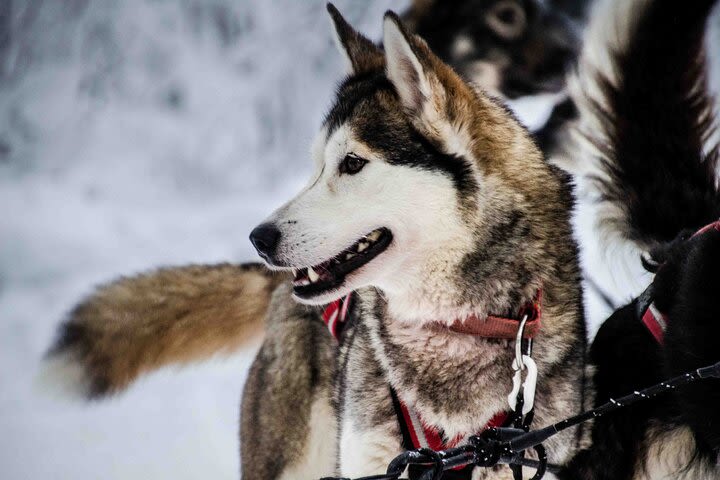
[321,292,542,457]
[641,302,668,344]
[641,219,720,344]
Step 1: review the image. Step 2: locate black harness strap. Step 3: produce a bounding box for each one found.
[390,387,415,453]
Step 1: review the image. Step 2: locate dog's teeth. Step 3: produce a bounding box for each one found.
[367,230,381,242]
[346,252,356,260]
[308,267,319,282]
[357,241,369,252]
[292,268,298,277]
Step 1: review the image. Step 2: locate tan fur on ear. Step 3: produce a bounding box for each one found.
[383,12,436,113]
[327,3,384,74]
[45,263,286,398]
[382,10,547,199]
[382,12,479,157]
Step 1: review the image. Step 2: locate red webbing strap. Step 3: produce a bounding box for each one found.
[641,303,667,345]
[396,393,509,470]
[448,315,542,338]
[640,218,720,345]
[692,218,720,237]
[447,289,542,339]
[321,293,352,340]
[392,386,509,473]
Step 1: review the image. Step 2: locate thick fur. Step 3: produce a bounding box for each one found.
[244,7,587,478]
[562,231,720,480]
[402,0,589,99]
[45,263,284,398]
[402,0,588,180]
[240,284,336,480]
[44,6,589,480]
[561,0,720,478]
[569,0,720,251]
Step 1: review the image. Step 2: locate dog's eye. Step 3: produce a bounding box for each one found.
[339,154,368,175]
[487,1,526,40]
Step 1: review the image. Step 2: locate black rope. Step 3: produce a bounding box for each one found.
[508,361,720,453]
[320,361,720,480]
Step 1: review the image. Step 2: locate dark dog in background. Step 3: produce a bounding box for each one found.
[563,0,720,477]
[403,0,591,157]
[403,0,588,98]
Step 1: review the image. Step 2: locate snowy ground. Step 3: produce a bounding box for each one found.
[1,1,718,479]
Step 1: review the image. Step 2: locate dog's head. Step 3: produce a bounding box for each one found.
[403,0,585,98]
[251,6,564,321]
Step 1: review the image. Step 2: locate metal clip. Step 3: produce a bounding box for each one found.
[508,315,538,415]
[514,315,529,371]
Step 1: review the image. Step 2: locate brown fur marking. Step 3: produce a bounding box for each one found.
[48,263,285,397]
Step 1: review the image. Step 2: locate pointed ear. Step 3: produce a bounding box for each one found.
[383,12,446,118]
[327,3,384,74]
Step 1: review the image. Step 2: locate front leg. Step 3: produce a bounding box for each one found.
[337,324,403,477]
[339,416,403,477]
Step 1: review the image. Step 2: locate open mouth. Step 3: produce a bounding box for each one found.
[292,227,392,299]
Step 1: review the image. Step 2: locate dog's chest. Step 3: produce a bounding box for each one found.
[381,321,516,437]
[339,299,517,440]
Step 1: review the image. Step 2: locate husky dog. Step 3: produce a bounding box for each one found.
[402,0,589,99]
[401,0,592,169]
[559,0,720,478]
[46,5,589,479]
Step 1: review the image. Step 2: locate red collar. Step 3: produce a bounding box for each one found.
[444,290,542,339]
[322,290,543,341]
[641,301,667,344]
[640,218,720,345]
[693,218,720,236]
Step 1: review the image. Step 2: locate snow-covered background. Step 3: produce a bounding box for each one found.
[0,1,718,479]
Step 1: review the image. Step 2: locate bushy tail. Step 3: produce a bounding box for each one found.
[44,263,285,399]
[570,0,720,251]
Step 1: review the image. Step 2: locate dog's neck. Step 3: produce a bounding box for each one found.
[378,237,543,327]
[382,281,539,328]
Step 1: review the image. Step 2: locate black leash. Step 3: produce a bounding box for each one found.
[508,319,540,480]
[321,360,720,480]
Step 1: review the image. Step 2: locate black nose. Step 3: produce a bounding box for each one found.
[249,223,281,259]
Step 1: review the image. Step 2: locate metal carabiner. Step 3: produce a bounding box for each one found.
[520,355,537,415]
[514,315,529,371]
[508,315,538,415]
[508,354,537,414]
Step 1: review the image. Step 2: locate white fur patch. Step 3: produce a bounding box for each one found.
[635,425,719,479]
[506,92,565,132]
[279,395,337,480]
[36,352,91,400]
[339,417,401,477]
[451,35,475,59]
[311,126,329,169]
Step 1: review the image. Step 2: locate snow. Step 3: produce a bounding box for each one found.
[0,2,396,478]
[0,1,718,479]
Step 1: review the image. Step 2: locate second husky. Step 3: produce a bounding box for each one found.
[47,5,588,479]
